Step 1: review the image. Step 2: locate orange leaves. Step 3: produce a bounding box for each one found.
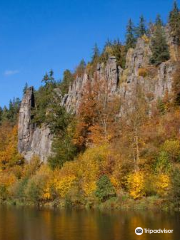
[0,124,23,169]
[138,68,149,77]
[74,78,121,149]
[0,171,16,188]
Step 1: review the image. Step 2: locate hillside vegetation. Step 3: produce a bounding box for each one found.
[1,2,180,210]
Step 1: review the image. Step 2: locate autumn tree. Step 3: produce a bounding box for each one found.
[0,124,23,170]
[73,81,98,150]
[122,84,149,170]
[74,77,120,150]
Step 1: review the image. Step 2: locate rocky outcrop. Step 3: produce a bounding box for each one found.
[62,37,176,114]
[18,87,53,162]
[64,55,121,113]
[18,35,177,161]
[18,87,35,154]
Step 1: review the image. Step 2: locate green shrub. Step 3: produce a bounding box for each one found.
[95,175,116,202]
[170,167,180,209]
[154,151,171,173]
[25,175,46,204]
[11,177,29,201]
[0,185,8,200]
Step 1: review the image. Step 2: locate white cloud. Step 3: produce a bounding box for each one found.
[4,70,19,76]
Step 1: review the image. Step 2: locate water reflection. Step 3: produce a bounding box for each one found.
[0,206,179,240]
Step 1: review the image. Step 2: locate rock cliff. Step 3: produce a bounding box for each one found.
[18,87,53,162]
[18,35,177,162]
[63,38,176,114]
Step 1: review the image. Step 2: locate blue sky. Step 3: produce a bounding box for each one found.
[0,0,179,107]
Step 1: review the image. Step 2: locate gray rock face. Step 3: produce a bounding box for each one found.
[18,87,52,162]
[62,38,176,114]
[18,37,177,161]
[125,38,152,76]
[18,87,35,153]
[24,126,53,162]
[63,55,121,113]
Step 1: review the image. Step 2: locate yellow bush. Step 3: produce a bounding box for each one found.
[138,68,149,77]
[0,172,16,187]
[155,174,170,197]
[77,145,111,195]
[42,145,117,198]
[82,181,96,196]
[127,171,145,199]
[162,140,180,162]
[110,175,119,189]
[53,175,76,197]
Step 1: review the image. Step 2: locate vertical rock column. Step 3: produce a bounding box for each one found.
[18,87,35,155]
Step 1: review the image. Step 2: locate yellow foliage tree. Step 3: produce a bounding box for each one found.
[53,174,76,198]
[155,174,170,197]
[127,171,145,199]
[0,125,23,170]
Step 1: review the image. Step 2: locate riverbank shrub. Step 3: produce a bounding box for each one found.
[127,172,145,199]
[95,175,116,202]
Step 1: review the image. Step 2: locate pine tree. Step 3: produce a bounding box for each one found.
[111,39,126,68]
[23,82,28,94]
[155,14,163,27]
[136,15,147,38]
[169,0,180,45]
[92,43,100,63]
[75,59,86,76]
[47,101,77,169]
[95,175,116,202]
[150,24,170,66]
[172,62,180,105]
[0,107,3,125]
[60,70,74,96]
[42,70,55,85]
[125,19,136,51]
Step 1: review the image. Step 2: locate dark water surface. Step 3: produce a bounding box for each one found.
[0,206,180,240]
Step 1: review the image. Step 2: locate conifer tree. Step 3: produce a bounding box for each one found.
[125,19,136,51]
[150,23,170,66]
[42,70,55,85]
[136,15,147,38]
[95,175,116,202]
[23,82,28,94]
[169,0,180,45]
[155,14,163,27]
[60,69,74,96]
[0,107,2,125]
[75,59,86,76]
[92,43,100,63]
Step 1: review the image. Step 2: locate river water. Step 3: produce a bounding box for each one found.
[0,206,179,240]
